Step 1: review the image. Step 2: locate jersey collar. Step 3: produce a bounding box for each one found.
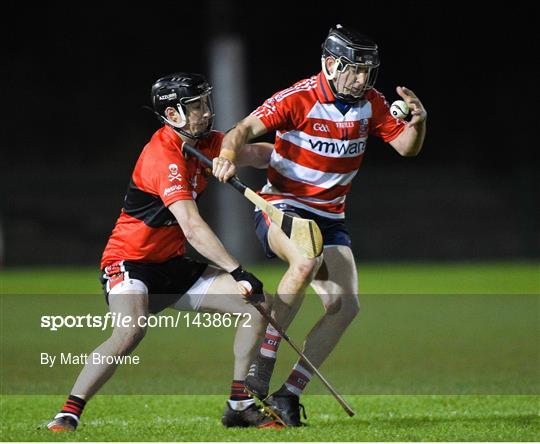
[162,125,183,152]
[162,125,214,157]
[315,71,336,104]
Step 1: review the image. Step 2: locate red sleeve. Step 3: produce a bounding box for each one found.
[250,88,300,132]
[148,152,194,207]
[368,89,406,142]
[206,131,224,159]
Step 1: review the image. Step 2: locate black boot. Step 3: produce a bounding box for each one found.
[244,354,276,400]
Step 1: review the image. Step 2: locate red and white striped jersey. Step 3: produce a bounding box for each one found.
[252,72,406,219]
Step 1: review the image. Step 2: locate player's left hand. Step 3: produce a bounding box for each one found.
[230,266,265,304]
[213,156,236,182]
[397,86,427,127]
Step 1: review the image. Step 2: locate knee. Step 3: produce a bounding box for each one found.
[291,256,323,282]
[111,325,147,354]
[348,298,361,320]
[324,297,360,324]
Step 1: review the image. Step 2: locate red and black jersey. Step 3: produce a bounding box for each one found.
[100,126,222,269]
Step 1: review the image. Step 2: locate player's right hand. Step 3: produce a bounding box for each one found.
[396,86,427,127]
[230,266,265,304]
[212,156,236,182]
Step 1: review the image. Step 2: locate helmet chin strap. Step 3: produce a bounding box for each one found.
[145,105,211,140]
[152,114,205,140]
[321,57,339,80]
[163,106,212,140]
[172,124,210,140]
[322,57,364,103]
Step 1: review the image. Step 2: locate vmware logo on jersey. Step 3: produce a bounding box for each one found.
[308,138,366,156]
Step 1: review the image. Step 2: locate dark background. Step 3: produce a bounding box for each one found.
[2,1,538,266]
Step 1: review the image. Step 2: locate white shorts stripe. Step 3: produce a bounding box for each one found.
[261,185,347,205]
[170,265,220,312]
[294,194,346,205]
[108,275,148,295]
[256,198,345,219]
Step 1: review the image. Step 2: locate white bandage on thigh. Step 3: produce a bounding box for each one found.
[171,265,220,312]
[108,275,148,295]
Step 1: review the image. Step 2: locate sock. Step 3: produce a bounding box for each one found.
[259,325,282,359]
[229,380,251,401]
[282,363,313,397]
[58,395,86,422]
[229,380,255,411]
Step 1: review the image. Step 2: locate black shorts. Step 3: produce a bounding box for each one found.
[100,256,208,314]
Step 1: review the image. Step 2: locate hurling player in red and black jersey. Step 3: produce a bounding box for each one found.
[47,73,280,431]
[214,25,428,426]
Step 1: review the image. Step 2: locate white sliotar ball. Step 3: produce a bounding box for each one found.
[240,280,252,293]
[390,100,409,120]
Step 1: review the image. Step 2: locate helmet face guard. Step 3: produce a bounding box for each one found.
[151,73,215,139]
[321,25,380,103]
[174,92,214,139]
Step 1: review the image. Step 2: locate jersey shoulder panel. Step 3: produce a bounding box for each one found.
[133,127,193,205]
[204,130,225,159]
[251,76,318,131]
[365,88,406,142]
[365,88,390,112]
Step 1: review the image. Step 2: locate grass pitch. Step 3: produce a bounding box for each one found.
[1,262,539,441]
[1,395,538,441]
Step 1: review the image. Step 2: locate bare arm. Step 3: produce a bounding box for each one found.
[236,142,274,168]
[168,200,239,272]
[389,86,427,157]
[213,116,268,181]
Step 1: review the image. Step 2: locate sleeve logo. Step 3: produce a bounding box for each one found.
[168,163,182,182]
[164,184,184,196]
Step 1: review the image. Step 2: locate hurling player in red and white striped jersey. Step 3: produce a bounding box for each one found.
[47,73,281,432]
[213,24,427,426]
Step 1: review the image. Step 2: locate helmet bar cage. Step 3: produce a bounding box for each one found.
[324,35,380,67]
[159,92,214,139]
[151,73,215,140]
[322,55,380,101]
[321,26,380,102]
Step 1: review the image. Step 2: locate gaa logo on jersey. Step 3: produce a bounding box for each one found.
[313,122,330,133]
[168,164,182,182]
